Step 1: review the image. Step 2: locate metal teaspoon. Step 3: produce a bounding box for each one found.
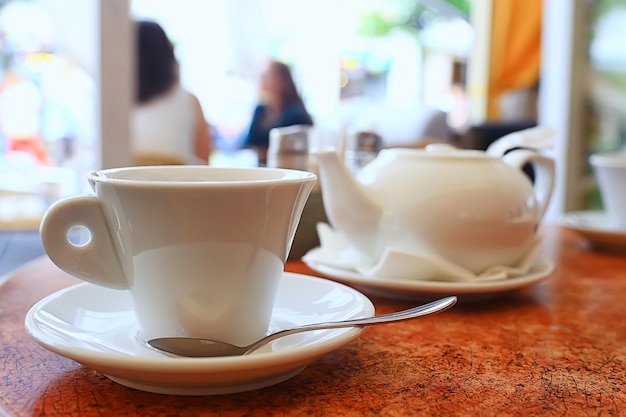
[147,296,457,357]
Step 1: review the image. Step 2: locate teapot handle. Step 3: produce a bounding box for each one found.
[502,149,555,222]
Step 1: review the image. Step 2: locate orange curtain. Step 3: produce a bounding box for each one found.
[487,0,542,119]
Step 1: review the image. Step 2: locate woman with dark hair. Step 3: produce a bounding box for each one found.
[243,60,313,164]
[132,20,213,165]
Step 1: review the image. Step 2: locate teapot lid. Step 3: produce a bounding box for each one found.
[383,143,493,160]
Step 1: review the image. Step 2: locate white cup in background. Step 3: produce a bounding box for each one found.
[590,153,626,229]
[40,166,316,346]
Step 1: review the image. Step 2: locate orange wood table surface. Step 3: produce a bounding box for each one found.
[1,225,625,416]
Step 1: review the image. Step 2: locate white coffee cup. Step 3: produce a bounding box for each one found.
[590,153,626,229]
[40,166,316,346]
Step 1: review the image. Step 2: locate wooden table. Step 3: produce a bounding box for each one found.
[1,226,625,416]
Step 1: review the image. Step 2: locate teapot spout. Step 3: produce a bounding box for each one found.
[313,149,382,250]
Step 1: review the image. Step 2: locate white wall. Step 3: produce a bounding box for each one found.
[99,0,133,168]
[466,0,492,124]
[539,0,589,219]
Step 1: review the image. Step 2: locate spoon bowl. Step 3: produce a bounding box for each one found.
[148,296,457,357]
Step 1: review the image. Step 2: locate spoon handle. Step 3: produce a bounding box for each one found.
[245,295,457,355]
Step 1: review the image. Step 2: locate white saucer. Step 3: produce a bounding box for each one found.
[25,273,374,395]
[563,210,626,251]
[304,248,554,301]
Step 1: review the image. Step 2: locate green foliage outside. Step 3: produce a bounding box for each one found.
[586,0,626,209]
[357,0,470,38]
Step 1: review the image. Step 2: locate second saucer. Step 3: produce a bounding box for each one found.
[563,210,626,251]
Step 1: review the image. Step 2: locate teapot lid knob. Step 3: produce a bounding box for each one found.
[425,143,458,153]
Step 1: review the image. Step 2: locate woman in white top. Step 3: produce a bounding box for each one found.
[132,21,212,165]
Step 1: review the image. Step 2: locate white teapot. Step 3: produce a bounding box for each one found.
[313,142,554,274]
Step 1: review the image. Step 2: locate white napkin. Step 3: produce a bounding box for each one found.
[303,223,543,283]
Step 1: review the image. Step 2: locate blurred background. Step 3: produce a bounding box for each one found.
[0,0,625,273]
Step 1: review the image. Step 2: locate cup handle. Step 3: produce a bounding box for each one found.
[40,195,128,289]
[502,149,555,222]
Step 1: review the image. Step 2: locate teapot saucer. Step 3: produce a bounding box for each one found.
[303,248,554,301]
